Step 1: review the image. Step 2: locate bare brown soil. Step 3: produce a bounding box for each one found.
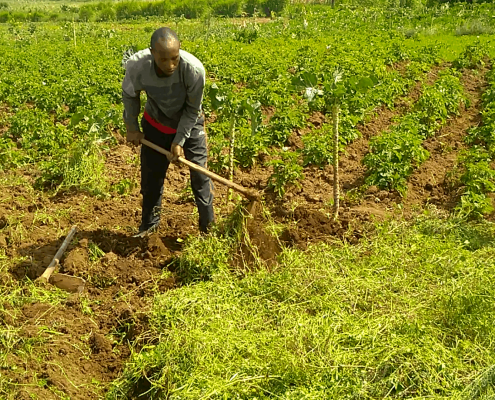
[0,149,193,399]
[0,63,488,399]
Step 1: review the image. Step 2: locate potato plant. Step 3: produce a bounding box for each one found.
[453,40,490,70]
[415,71,466,138]
[456,67,495,218]
[364,116,429,196]
[301,124,335,167]
[465,68,495,153]
[267,151,304,197]
[364,70,466,196]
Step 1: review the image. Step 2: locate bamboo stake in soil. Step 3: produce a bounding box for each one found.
[332,104,340,220]
[228,115,236,203]
[73,18,76,48]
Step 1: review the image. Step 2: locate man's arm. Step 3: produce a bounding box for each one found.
[122,90,141,132]
[123,91,144,146]
[173,66,205,148]
[122,60,144,145]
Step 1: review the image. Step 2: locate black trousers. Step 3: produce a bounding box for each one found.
[140,117,215,233]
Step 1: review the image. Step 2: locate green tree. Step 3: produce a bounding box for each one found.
[293,70,376,219]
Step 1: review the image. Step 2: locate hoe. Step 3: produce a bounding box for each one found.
[141,139,261,214]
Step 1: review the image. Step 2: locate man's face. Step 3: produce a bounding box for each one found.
[151,40,180,77]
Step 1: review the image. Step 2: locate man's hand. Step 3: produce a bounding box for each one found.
[169,143,184,162]
[126,130,144,146]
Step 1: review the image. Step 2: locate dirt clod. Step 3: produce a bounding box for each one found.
[236,217,282,269]
[101,251,118,265]
[147,235,170,258]
[90,332,113,354]
[62,247,88,275]
[366,185,379,194]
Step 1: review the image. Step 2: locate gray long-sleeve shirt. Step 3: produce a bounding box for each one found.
[122,48,205,147]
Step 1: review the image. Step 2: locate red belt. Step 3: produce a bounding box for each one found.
[144,111,177,134]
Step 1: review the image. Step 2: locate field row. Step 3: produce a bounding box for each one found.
[454,66,495,218]
[0,9,494,220]
[0,0,286,23]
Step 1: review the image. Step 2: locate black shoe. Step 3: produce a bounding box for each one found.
[132,223,160,238]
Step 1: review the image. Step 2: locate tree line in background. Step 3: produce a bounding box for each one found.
[0,0,493,23]
[0,0,287,22]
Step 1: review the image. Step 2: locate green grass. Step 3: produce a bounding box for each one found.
[107,213,495,399]
[1,0,98,11]
[0,251,71,397]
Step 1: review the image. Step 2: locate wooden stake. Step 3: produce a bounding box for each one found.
[228,115,236,203]
[332,104,340,220]
[73,18,76,48]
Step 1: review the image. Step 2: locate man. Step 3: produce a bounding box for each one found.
[122,27,214,236]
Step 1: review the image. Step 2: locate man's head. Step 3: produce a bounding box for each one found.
[150,27,180,77]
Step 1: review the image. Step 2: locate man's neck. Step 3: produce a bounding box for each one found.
[153,61,166,78]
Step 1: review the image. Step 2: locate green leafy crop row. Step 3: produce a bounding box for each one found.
[364,69,466,196]
[456,67,495,218]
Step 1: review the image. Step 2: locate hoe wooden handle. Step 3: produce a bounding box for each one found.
[141,139,261,201]
[39,226,78,281]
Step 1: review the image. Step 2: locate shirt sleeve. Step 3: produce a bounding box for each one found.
[122,59,142,132]
[173,66,205,147]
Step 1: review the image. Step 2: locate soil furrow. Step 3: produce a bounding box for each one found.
[405,66,489,211]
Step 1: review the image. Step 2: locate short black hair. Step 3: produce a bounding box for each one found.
[150,27,179,50]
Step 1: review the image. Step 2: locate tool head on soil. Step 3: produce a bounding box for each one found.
[233,198,282,270]
[244,197,260,218]
[36,226,87,293]
[49,273,86,294]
